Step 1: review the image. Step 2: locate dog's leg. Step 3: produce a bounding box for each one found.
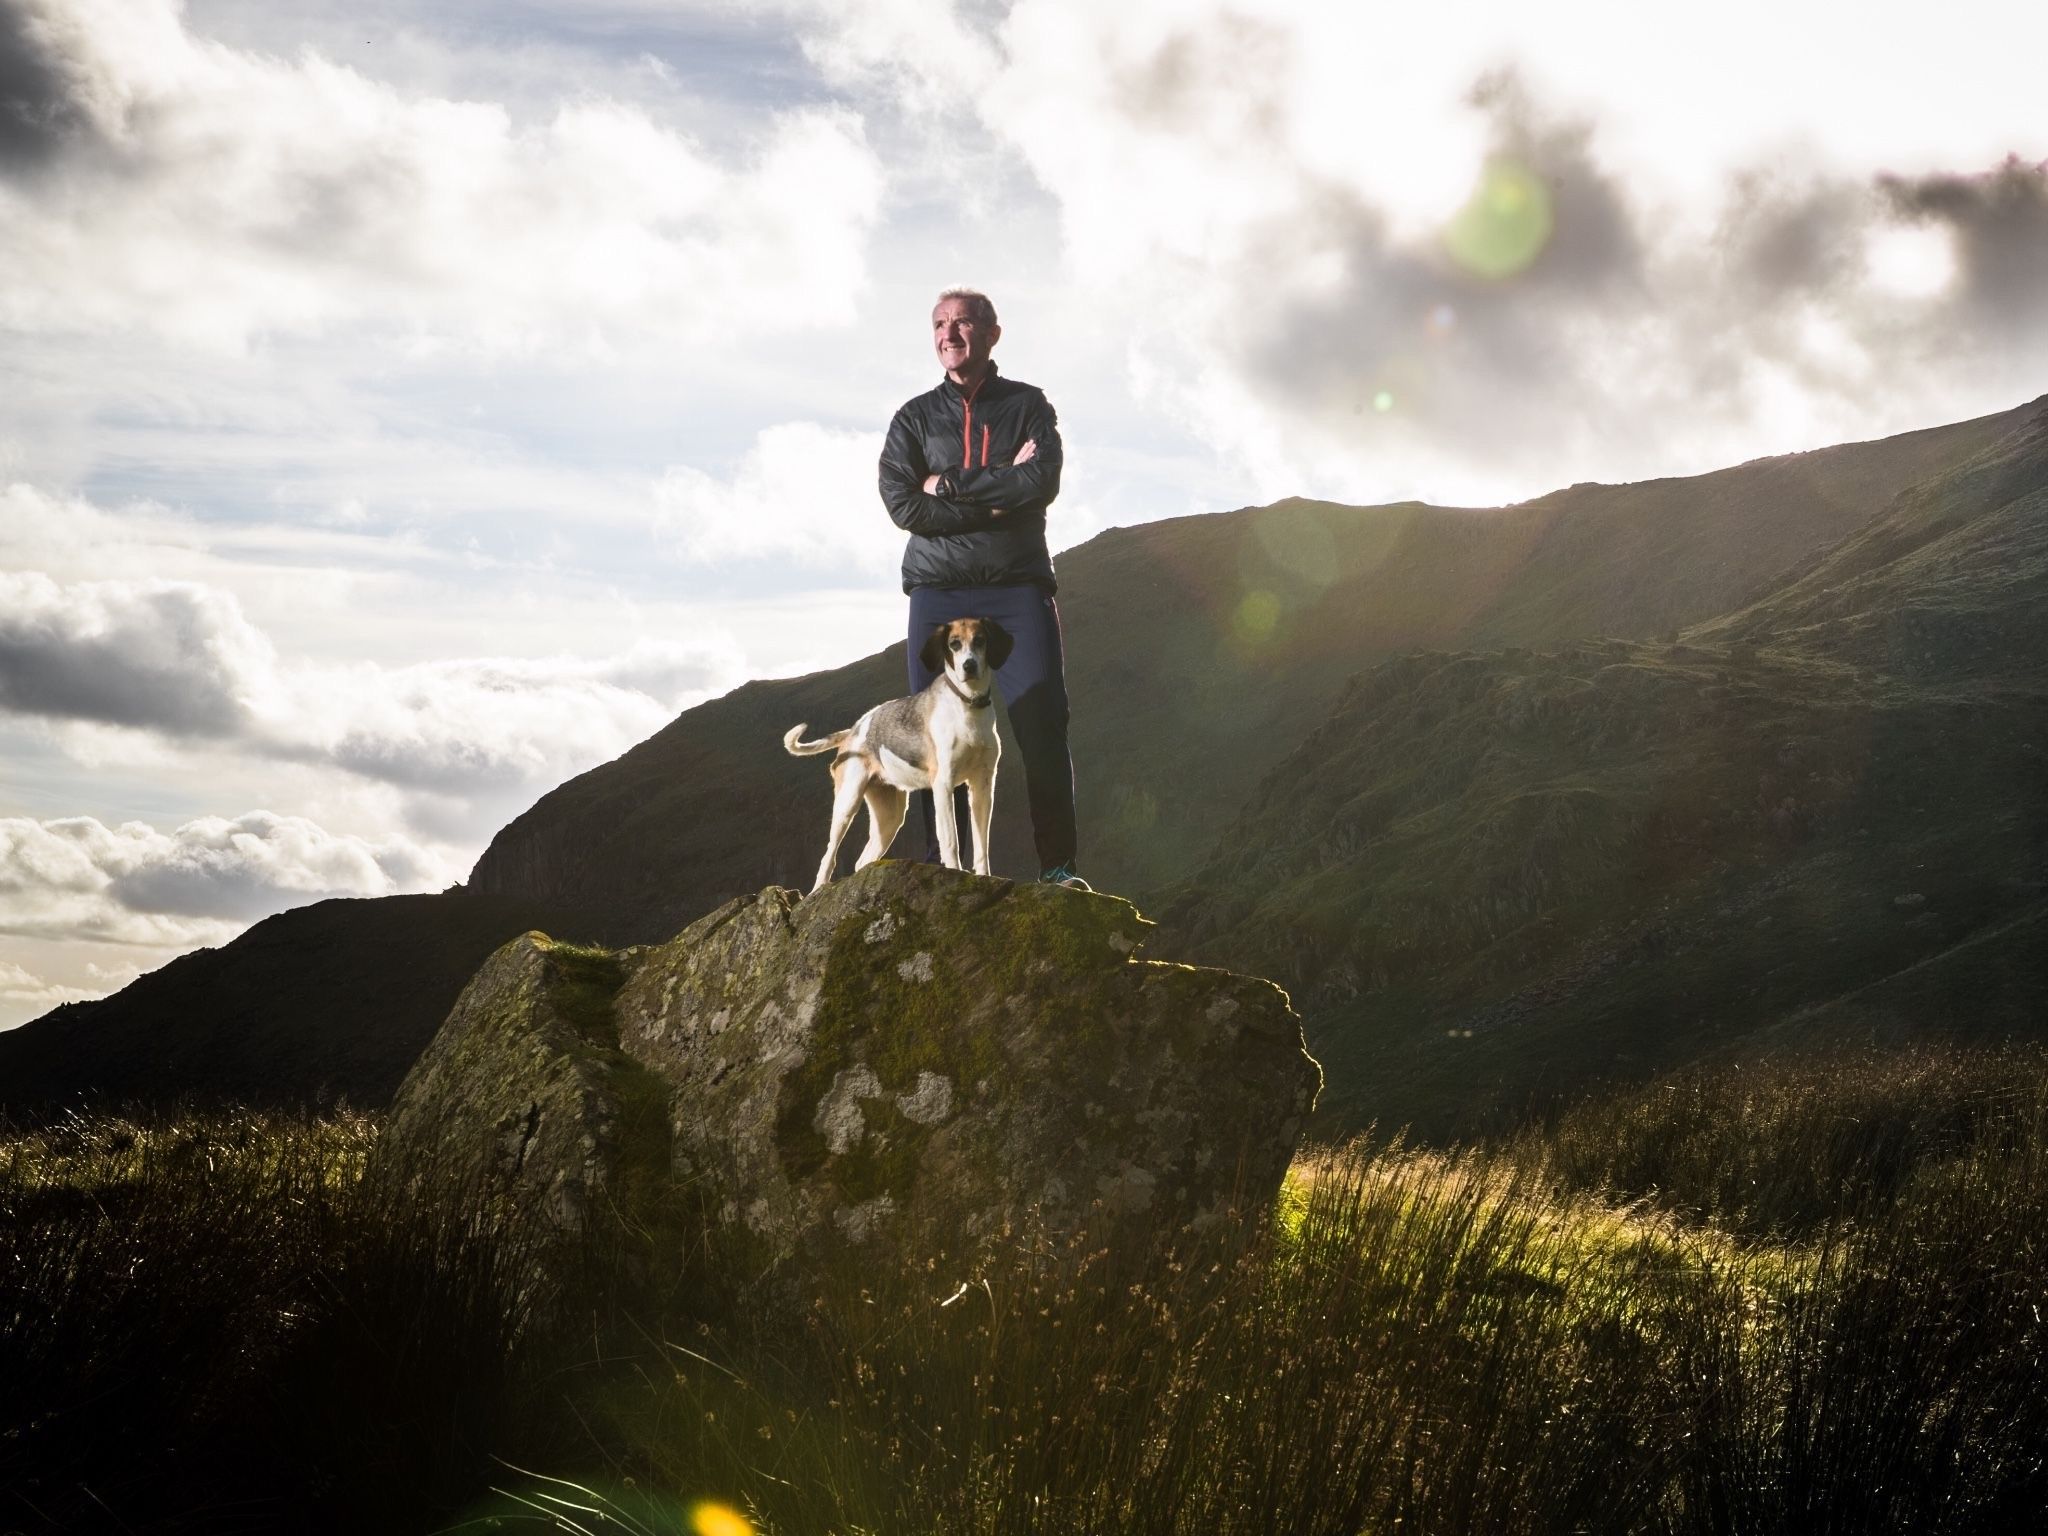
[854,785,908,871]
[814,763,867,892]
[965,763,996,878]
[931,759,963,870]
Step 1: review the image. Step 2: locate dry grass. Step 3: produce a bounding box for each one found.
[6,1047,2046,1534]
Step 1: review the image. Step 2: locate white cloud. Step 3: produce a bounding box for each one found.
[1,480,223,580]
[0,569,273,734]
[298,649,708,795]
[0,956,100,1011]
[7,0,2048,1005]
[0,0,884,351]
[0,810,450,943]
[0,562,742,831]
[784,0,2048,504]
[1864,225,1958,300]
[789,0,999,117]
[654,421,901,578]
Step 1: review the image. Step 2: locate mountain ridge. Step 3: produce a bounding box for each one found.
[4,394,2041,1126]
[0,892,578,1120]
[470,395,2040,929]
[1151,400,2048,1132]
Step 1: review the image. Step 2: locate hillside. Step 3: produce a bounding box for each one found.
[471,397,2034,934]
[3,395,2039,1123]
[0,892,574,1121]
[1153,403,2048,1135]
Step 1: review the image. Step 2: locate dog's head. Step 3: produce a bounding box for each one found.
[920,616,1013,686]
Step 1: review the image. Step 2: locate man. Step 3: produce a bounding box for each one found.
[877,287,1087,889]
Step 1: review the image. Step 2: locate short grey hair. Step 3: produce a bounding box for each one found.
[936,287,998,326]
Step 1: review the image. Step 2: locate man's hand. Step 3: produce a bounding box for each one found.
[922,439,1038,511]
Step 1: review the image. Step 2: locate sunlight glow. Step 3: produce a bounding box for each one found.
[1864,224,1958,298]
[1250,506,1340,592]
[690,1500,756,1536]
[1233,590,1282,643]
[1442,158,1554,279]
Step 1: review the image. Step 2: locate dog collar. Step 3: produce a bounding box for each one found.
[944,676,993,709]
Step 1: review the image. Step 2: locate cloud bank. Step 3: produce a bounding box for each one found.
[8,0,2048,1024]
[793,0,2048,501]
[0,553,741,836]
[0,957,99,1013]
[654,421,901,578]
[0,0,883,350]
[0,810,446,944]
[0,569,269,735]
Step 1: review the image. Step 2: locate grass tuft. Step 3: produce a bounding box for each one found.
[6,1044,2046,1533]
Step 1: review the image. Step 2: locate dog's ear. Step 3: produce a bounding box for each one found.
[919,623,951,677]
[980,619,1014,671]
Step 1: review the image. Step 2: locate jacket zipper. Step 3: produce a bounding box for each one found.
[960,375,986,470]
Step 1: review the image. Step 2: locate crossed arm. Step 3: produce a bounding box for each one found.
[877,395,1064,537]
[922,436,1038,501]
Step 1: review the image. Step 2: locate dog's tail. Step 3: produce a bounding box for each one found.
[783,723,851,757]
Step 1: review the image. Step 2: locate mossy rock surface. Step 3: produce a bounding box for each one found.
[380,864,1321,1312]
[371,933,648,1284]
[612,862,1320,1273]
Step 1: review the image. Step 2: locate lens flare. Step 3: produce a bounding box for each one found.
[690,1501,755,1536]
[1114,784,1159,833]
[1234,589,1282,643]
[1248,505,1338,593]
[1443,158,1552,279]
[1372,390,1395,413]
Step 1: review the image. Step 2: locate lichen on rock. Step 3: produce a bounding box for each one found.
[380,861,1321,1317]
[614,862,1321,1275]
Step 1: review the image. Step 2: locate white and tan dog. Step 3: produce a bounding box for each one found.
[783,617,1012,893]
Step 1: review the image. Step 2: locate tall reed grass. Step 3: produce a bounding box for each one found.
[0,1108,541,1533]
[6,1044,2045,1535]
[1534,1042,2048,1234]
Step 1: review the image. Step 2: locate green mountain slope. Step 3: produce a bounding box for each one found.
[1151,405,2048,1136]
[1692,403,2048,674]
[5,396,2037,1121]
[473,398,2037,932]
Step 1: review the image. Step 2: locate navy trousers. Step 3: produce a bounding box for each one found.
[906,583,1078,874]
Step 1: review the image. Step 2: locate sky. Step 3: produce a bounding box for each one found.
[3,0,2046,1028]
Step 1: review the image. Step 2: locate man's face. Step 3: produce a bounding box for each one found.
[932,297,999,380]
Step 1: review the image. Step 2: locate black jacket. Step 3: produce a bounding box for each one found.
[879,364,1062,593]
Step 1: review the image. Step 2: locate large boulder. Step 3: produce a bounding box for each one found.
[372,934,647,1240]
[375,862,1321,1312]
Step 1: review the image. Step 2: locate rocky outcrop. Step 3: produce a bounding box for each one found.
[374,862,1322,1311]
[373,935,641,1239]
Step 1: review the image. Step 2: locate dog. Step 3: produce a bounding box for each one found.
[783,617,1013,893]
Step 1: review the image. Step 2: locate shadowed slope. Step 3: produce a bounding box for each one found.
[0,893,577,1122]
[1152,402,2048,1136]
[472,397,2039,933]
[6,396,2037,1122]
